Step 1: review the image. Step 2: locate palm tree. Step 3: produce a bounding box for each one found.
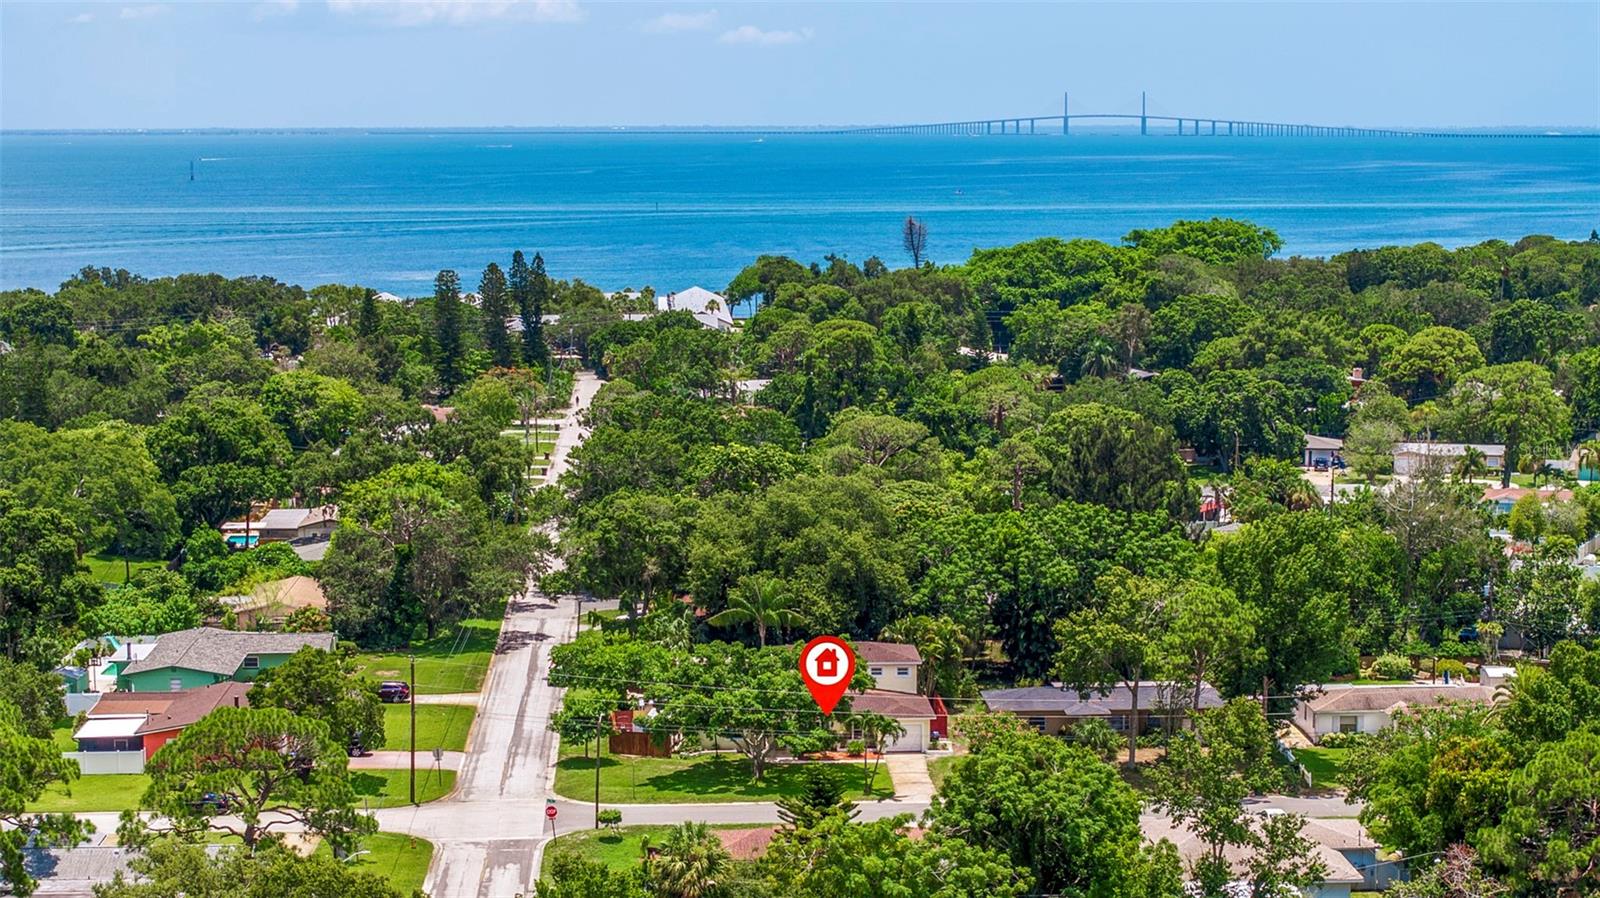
[1079,337,1120,379]
[1453,446,1489,483]
[646,822,730,898]
[1283,477,1322,511]
[1577,439,1600,484]
[705,575,804,648]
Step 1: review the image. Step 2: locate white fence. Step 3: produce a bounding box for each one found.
[64,750,145,775]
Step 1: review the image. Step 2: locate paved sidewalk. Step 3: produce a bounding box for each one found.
[413,692,483,706]
[349,751,465,772]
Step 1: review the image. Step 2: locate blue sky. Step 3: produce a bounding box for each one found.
[2,1,1596,129]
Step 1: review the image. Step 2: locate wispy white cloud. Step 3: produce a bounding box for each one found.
[66,11,95,24]
[119,4,170,19]
[253,0,300,19]
[719,24,812,46]
[643,9,717,33]
[326,0,583,27]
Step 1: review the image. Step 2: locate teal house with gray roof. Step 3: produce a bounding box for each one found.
[115,628,335,692]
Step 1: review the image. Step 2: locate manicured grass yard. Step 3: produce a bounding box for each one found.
[1293,747,1350,788]
[540,824,746,878]
[82,553,165,585]
[52,721,78,753]
[28,774,151,813]
[382,703,476,752]
[552,745,893,804]
[315,832,434,896]
[350,768,457,809]
[351,603,504,694]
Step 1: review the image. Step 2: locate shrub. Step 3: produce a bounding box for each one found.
[1317,731,1377,750]
[845,740,866,757]
[1433,639,1474,660]
[1370,654,1414,680]
[597,808,622,831]
[1434,659,1471,681]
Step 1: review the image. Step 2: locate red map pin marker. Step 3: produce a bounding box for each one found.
[800,635,855,716]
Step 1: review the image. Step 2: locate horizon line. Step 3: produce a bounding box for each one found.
[5,122,1600,136]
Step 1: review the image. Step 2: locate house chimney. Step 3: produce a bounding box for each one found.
[233,696,240,708]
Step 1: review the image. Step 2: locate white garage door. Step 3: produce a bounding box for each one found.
[883,720,925,752]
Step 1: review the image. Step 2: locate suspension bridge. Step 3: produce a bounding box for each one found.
[833,92,1592,139]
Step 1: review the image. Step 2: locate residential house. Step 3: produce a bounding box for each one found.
[68,681,251,773]
[1142,813,1396,898]
[844,642,947,752]
[115,627,335,692]
[220,505,337,548]
[1481,486,1573,515]
[982,681,1223,736]
[1392,442,1505,477]
[856,641,922,694]
[657,286,735,332]
[214,575,328,630]
[1302,434,1344,468]
[1294,683,1494,743]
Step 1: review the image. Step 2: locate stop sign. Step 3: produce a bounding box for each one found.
[545,805,557,819]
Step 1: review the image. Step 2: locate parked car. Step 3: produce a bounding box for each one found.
[1313,459,1330,472]
[191,792,233,812]
[378,681,410,703]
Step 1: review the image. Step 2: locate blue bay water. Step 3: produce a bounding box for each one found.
[2,130,1597,296]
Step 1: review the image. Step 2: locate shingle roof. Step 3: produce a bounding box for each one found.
[1141,814,1364,884]
[1304,434,1344,450]
[848,689,936,719]
[982,682,1223,715]
[120,628,334,678]
[854,641,923,664]
[1303,684,1493,714]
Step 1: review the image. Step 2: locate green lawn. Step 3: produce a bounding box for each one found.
[1293,747,1350,788]
[82,553,165,585]
[315,832,434,896]
[351,604,504,694]
[382,703,476,752]
[926,755,958,790]
[552,745,892,804]
[349,768,457,809]
[28,774,151,813]
[52,721,78,753]
[540,824,747,878]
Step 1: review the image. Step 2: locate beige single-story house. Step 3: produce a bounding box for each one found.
[1392,442,1505,477]
[1294,683,1494,743]
[982,681,1223,736]
[1303,434,1344,467]
[215,575,328,630]
[1142,813,1399,897]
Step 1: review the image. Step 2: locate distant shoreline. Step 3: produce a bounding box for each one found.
[6,125,1600,138]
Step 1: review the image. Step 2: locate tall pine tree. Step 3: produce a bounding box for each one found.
[479,262,513,368]
[525,253,550,368]
[432,269,465,394]
[509,251,534,365]
[356,288,380,341]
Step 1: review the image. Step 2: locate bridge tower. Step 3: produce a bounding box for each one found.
[1140,91,1147,136]
[1063,92,1069,135]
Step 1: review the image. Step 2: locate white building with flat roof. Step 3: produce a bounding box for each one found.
[1393,441,1505,476]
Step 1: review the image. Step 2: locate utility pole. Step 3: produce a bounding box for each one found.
[594,713,604,828]
[409,654,417,805]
